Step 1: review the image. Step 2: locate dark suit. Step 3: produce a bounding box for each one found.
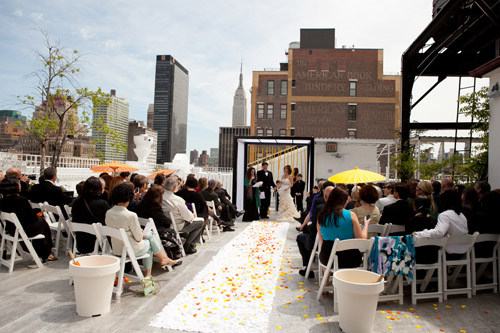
[33,180,72,218]
[201,187,227,220]
[379,199,413,227]
[215,187,237,221]
[257,169,276,217]
[292,180,305,212]
[296,201,324,267]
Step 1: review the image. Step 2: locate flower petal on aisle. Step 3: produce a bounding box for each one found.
[150,221,289,333]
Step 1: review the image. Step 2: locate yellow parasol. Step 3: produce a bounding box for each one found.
[328,167,386,184]
[90,161,139,174]
[147,169,175,179]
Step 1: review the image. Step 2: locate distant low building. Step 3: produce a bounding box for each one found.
[0,111,27,152]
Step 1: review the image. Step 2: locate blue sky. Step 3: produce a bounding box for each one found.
[0,1,488,156]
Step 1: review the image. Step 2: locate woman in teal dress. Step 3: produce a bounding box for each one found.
[243,167,261,221]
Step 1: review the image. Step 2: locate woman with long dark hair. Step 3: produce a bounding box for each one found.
[242,167,260,222]
[72,176,110,254]
[317,187,370,268]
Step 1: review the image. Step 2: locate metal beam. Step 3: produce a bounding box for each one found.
[409,122,478,130]
[411,76,446,109]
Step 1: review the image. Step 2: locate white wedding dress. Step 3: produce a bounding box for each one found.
[277,178,300,222]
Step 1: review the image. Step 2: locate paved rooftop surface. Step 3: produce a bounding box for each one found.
[1,210,499,332]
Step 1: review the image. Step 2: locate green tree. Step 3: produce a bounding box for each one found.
[18,30,123,173]
[457,86,489,182]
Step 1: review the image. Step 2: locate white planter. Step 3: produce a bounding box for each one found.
[333,269,385,333]
[69,255,120,317]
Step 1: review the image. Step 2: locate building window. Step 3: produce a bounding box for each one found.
[267,80,274,95]
[292,80,296,88]
[280,104,287,119]
[257,104,264,119]
[267,104,274,118]
[257,128,263,136]
[280,129,286,136]
[349,80,357,97]
[281,80,287,95]
[348,129,356,139]
[348,105,357,121]
[291,103,296,112]
[266,128,273,136]
[290,128,295,136]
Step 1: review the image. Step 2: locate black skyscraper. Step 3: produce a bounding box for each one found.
[153,55,189,164]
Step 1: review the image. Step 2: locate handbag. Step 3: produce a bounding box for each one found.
[141,276,157,296]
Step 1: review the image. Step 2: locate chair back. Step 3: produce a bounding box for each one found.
[368,224,389,237]
[168,212,180,233]
[474,233,500,246]
[387,223,405,234]
[29,201,42,211]
[64,204,72,219]
[446,232,479,250]
[66,220,99,255]
[331,237,374,271]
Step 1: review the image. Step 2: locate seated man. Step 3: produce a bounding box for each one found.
[215,180,244,221]
[6,167,31,199]
[201,179,234,230]
[162,175,204,254]
[379,183,413,227]
[32,167,72,219]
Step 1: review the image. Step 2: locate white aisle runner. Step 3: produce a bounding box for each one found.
[150,221,289,332]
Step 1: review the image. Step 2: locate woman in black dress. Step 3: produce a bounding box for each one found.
[0,177,54,261]
[243,167,260,222]
[72,176,110,254]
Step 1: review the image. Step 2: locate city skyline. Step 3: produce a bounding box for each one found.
[0,1,488,155]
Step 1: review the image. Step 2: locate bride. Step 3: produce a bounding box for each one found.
[277,165,301,222]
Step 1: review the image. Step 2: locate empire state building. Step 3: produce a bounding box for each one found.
[232,63,247,126]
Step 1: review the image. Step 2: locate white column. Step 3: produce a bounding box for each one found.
[486,68,500,189]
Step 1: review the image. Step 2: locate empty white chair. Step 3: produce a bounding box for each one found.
[94,223,149,299]
[442,232,479,300]
[0,212,44,273]
[317,238,374,313]
[471,233,499,295]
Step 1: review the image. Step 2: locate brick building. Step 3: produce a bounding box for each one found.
[251,29,400,141]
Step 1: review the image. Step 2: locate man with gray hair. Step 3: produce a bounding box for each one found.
[215,180,244,222]
[202,179,234,231]
[162,175,204,254]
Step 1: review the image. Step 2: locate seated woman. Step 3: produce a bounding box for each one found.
[406,195,438,264]
[106,183,180,277]
[317,187,370,269]
[351,184,381,237]
[136,185,172,232]
[415,180,439,218]
[72,176,110,254]
[415,190,468,259]
[0,177,55,261]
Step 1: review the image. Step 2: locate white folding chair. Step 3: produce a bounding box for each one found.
[387,223,406,235]
[368,224,390,237]
[442,232,479,300]
[0,212,44,273]
[411,235,448,304]
[206,200,221,236]
[94,223,149,300]
[41,203,71,257]
[29,201,43,211]
[317,238,374,313]
[64,204,72,220]
[138,217,172,272]
[168,212,186,257]
[189,203,210,242]
[305,233,320,278]
[66,220,99,256]
[471,233,499,295]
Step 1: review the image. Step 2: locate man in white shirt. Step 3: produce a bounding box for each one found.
[162,175,204,255]
[375,183,396,214]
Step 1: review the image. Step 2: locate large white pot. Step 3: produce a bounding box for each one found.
[69,255,120,317]
[333,269,385,333]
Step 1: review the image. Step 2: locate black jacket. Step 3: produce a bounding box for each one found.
[379,199,413,226]
[136,201,172,230]
[257,170,276,191]
[71,196,110,253]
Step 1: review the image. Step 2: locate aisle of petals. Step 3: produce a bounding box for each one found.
[150,221,289,332]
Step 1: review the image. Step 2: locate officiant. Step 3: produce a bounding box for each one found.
[257,161,276,219]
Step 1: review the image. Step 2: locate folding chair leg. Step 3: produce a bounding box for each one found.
[305,236,318,278]
[449,265,463,287]
[420,268,435,292]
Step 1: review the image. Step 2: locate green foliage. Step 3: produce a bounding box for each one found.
[18,30,124,170]
[391,144,416,180]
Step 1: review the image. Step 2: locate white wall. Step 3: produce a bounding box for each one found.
[486,68,500,189]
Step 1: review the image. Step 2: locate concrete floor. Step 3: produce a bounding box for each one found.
[1,210,499,332]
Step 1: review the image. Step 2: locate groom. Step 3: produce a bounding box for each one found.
[257,161,276,219]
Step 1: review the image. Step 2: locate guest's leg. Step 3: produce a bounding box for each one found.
[135,239,153,276]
